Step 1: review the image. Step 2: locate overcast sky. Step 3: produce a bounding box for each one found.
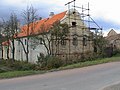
[0,0,120,35]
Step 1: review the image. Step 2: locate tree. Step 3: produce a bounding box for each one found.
[51,21,69,37]
[9,13,19,61]
[2,20,11,60]
[93,34,108,57]
[51,21,69,55]
[18,5,38,62]
[30,21,69,57]
[0,21,4,59]
[30,24,52,56]
[1,13,19,61]
[0,21,3,44]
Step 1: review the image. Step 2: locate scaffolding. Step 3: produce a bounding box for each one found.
[52,0,102,61]
[65,0,102,57]
[65,0,102,33]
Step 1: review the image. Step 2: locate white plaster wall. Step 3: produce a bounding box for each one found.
[13,36,48,63]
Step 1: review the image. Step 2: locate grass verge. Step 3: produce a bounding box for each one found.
[59,54,120,70]
[0,70,45,79]
[0,54,120,79]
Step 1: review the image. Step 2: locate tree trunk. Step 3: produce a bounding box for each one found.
[18,39,29,62]
[26,38,29,62]
[26,51,29,62]
[2,46,3,59]
[7,45,9,60]
[48,40,51,55]
[42,39,50,55]
[12,40,15,61]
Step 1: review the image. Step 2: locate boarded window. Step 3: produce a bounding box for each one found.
[83,35,87,46]
[72,37,78,46]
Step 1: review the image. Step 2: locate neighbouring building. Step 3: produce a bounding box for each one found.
[104,29,120,56]
[2,9,99,63]
[106,29,120,50]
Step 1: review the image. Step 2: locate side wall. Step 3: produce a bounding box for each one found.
[2,37,48,63]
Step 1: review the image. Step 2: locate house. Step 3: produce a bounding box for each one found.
[51,9,94,61]
[2,9,95,63]
[106,29,120,50]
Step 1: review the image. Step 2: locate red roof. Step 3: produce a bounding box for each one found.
[17,11,67,37]
[2,41,10,46]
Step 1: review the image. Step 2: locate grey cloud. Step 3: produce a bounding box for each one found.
[0,0,63,21]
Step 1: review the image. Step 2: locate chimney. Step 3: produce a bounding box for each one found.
[49,12,54,17]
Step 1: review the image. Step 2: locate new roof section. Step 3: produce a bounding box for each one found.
[17,11,67,38]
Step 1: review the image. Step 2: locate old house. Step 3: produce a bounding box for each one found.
[2,9,98,63]
[51,9,94,61]
[106,29,120,50]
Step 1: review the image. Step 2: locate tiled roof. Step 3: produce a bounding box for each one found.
[17,11,67,38]
[2,41,10,46]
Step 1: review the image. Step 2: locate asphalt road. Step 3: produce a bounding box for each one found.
[0,62,120,90]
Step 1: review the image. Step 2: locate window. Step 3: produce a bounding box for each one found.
[94,46,97,53]
[61,37,66,46]
[73,11,76,14]
[72,22,76,27]
[72,37,78,46]
[83,35,87,46]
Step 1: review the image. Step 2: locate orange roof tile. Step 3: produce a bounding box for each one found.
[17,11,67,37]
[2,41,10,46]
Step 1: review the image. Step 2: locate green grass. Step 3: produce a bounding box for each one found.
[0,70,45,79]
[0,54,120,79]
[59,54,120,70]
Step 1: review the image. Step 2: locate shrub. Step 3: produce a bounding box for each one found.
[46,56,63,69]
[36,55,64,70]
[36,53,47,69]
[0,67,13,73]
[7,61,36,71]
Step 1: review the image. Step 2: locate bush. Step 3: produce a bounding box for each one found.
[11,61,36,71]
[36,55,64,70]
[36,53,47,69]
[46,57,63,69]
[0,67,13,73]
[2,60,36,71]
